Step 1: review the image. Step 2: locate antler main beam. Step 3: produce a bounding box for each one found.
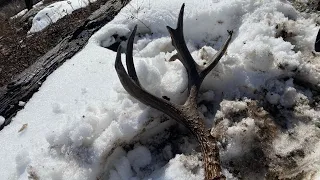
[115,3,233,180]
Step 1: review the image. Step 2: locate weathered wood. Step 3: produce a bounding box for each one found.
[0,0,129,131]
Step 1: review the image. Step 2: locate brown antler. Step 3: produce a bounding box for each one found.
[115,3,233,180]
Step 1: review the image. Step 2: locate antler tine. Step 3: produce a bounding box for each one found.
[115,29,184,121]
[199,30,233,81]
[166,4,201,89]
[125,25,140,86]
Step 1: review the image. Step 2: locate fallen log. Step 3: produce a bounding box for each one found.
[0,0,129,130]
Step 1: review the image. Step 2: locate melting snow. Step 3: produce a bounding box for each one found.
[2,0,320,179]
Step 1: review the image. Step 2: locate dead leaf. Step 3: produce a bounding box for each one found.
[18,123,28,133]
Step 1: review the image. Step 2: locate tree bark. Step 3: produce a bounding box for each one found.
[0,0,129,131]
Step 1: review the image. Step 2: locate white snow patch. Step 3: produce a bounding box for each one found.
[225,117,256,155]
[11,9,28,19]
[127,146,152,173]
[147,154,204,180]
[18,101,26,107]
[0,116,5,125]
[29,0,96,33]
[220,100,248,114]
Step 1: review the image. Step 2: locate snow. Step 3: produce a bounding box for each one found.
[1,0,320,179]
[29,0,96,33]
[18,101,26,107]
[266,92,281,105]
[11,9,28,19]
[0,116,5,125]
[127,146,152,173]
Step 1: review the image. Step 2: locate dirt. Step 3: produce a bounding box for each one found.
[288,0,320,13]
[0,0,112,87]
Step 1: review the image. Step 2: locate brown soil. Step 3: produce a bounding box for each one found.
[0,0,111,87]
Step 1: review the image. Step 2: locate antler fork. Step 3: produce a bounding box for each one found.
[115,3,233,180]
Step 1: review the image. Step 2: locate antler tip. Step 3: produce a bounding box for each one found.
[129,25,138,40]
[177,3,185,29]
[166,26,174,33]
[227,30,233,36]
[181,3,185,9]
[133,24,138,32]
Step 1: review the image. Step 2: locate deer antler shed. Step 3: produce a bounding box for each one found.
[115,3,233,180]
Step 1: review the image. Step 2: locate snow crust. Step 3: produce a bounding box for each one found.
[1,0,320,179]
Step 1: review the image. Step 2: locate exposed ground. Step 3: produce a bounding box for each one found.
[289,0,320,13]
[0,0,112,87]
